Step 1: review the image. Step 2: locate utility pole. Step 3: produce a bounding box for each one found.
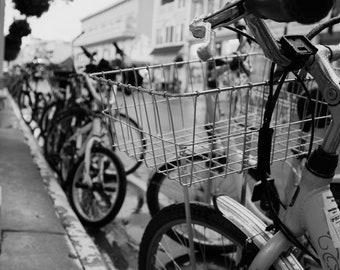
[0,0,5,86]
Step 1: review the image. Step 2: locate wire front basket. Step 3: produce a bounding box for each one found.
[91,52,330,186]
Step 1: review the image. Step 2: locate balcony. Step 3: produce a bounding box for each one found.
[75,17,137,46]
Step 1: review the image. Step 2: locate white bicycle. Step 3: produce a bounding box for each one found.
[136,1,340,270]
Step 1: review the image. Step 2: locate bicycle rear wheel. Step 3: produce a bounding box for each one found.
[39,100,59,138]
[147,155,210,216]
[139,203,256,270]
[34,92,48,123]
[110,113,146,175]
[67,146,126,227]
[147,154,242,217]
[18,89,33,124]
[44,107,91,172]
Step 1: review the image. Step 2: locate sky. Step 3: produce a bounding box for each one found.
[4,0,115,42]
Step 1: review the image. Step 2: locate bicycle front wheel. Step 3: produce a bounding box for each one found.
[111,113,146,174]
[139,203,254,270]
[67,146,127,227]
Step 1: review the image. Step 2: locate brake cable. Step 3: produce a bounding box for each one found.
[261,63,321,266]
[225,23,322,265]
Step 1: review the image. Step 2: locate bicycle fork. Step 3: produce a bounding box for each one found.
[82,118,106,187]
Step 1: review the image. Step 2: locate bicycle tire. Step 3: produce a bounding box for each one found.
[8,80,23,101]
[110,113,146,175]
[67,146,127,227]
[44,107,91,172]
[18,89,33,125]
[147,155,209,216]
[139,203,261,270]
[39,100,59,138]
[34,92,48,127]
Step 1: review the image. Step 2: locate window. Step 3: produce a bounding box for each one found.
[156,29,163,44]
[175,24,184,42]
[161,0,174,5]
[178,0,185,8]
[208,0,214,13]
[165,26,174,43]
[191,0,203,19]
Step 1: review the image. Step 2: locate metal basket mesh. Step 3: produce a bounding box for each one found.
[91,52,330,186]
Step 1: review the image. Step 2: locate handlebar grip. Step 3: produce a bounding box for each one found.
[245,0,334,24]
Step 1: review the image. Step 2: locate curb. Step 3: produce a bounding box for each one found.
[8,94,112,270]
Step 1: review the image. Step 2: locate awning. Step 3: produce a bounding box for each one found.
[150,45,183,55]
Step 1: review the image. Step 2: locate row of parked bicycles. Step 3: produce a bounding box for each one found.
[5,47,149,228]
[6,5,340,270]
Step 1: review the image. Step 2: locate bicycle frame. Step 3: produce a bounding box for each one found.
[191,4,340,270]
[65,73,113,186]
[82,116,109,186]
[246,19,340,270]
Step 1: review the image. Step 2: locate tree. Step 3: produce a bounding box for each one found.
[4,19,31,62]
[5,0,73,62]
[12,0,74,17]
[12,0,52,18]
[4,34,22,61]
[8,19,31,37]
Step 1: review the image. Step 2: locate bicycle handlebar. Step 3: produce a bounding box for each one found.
[80,46,97,63]
[190,1,337,66]
[191,2,340,151]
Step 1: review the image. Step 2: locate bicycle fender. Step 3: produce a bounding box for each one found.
[214,195,303,270]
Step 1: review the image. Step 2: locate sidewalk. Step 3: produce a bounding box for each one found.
[0,91,109,270]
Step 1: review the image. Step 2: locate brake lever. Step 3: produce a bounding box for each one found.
[189,15,209,39]
[204,0,247,28]
[194,22,216,61]
[189,0,247,61]
[189,0,246,38]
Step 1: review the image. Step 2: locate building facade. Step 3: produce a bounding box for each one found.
[15,1,339,92]
[73,0,154,68]
[74,0,340,65]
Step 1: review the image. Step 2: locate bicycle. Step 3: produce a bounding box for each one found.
[90,51,309,258]
[139,54,330,265]
[141,4,340,270]
[93,1,340,269]
[61,72,128,228]
[39,69,86,140]
[42,61,144,179]
[15,63,50,131]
